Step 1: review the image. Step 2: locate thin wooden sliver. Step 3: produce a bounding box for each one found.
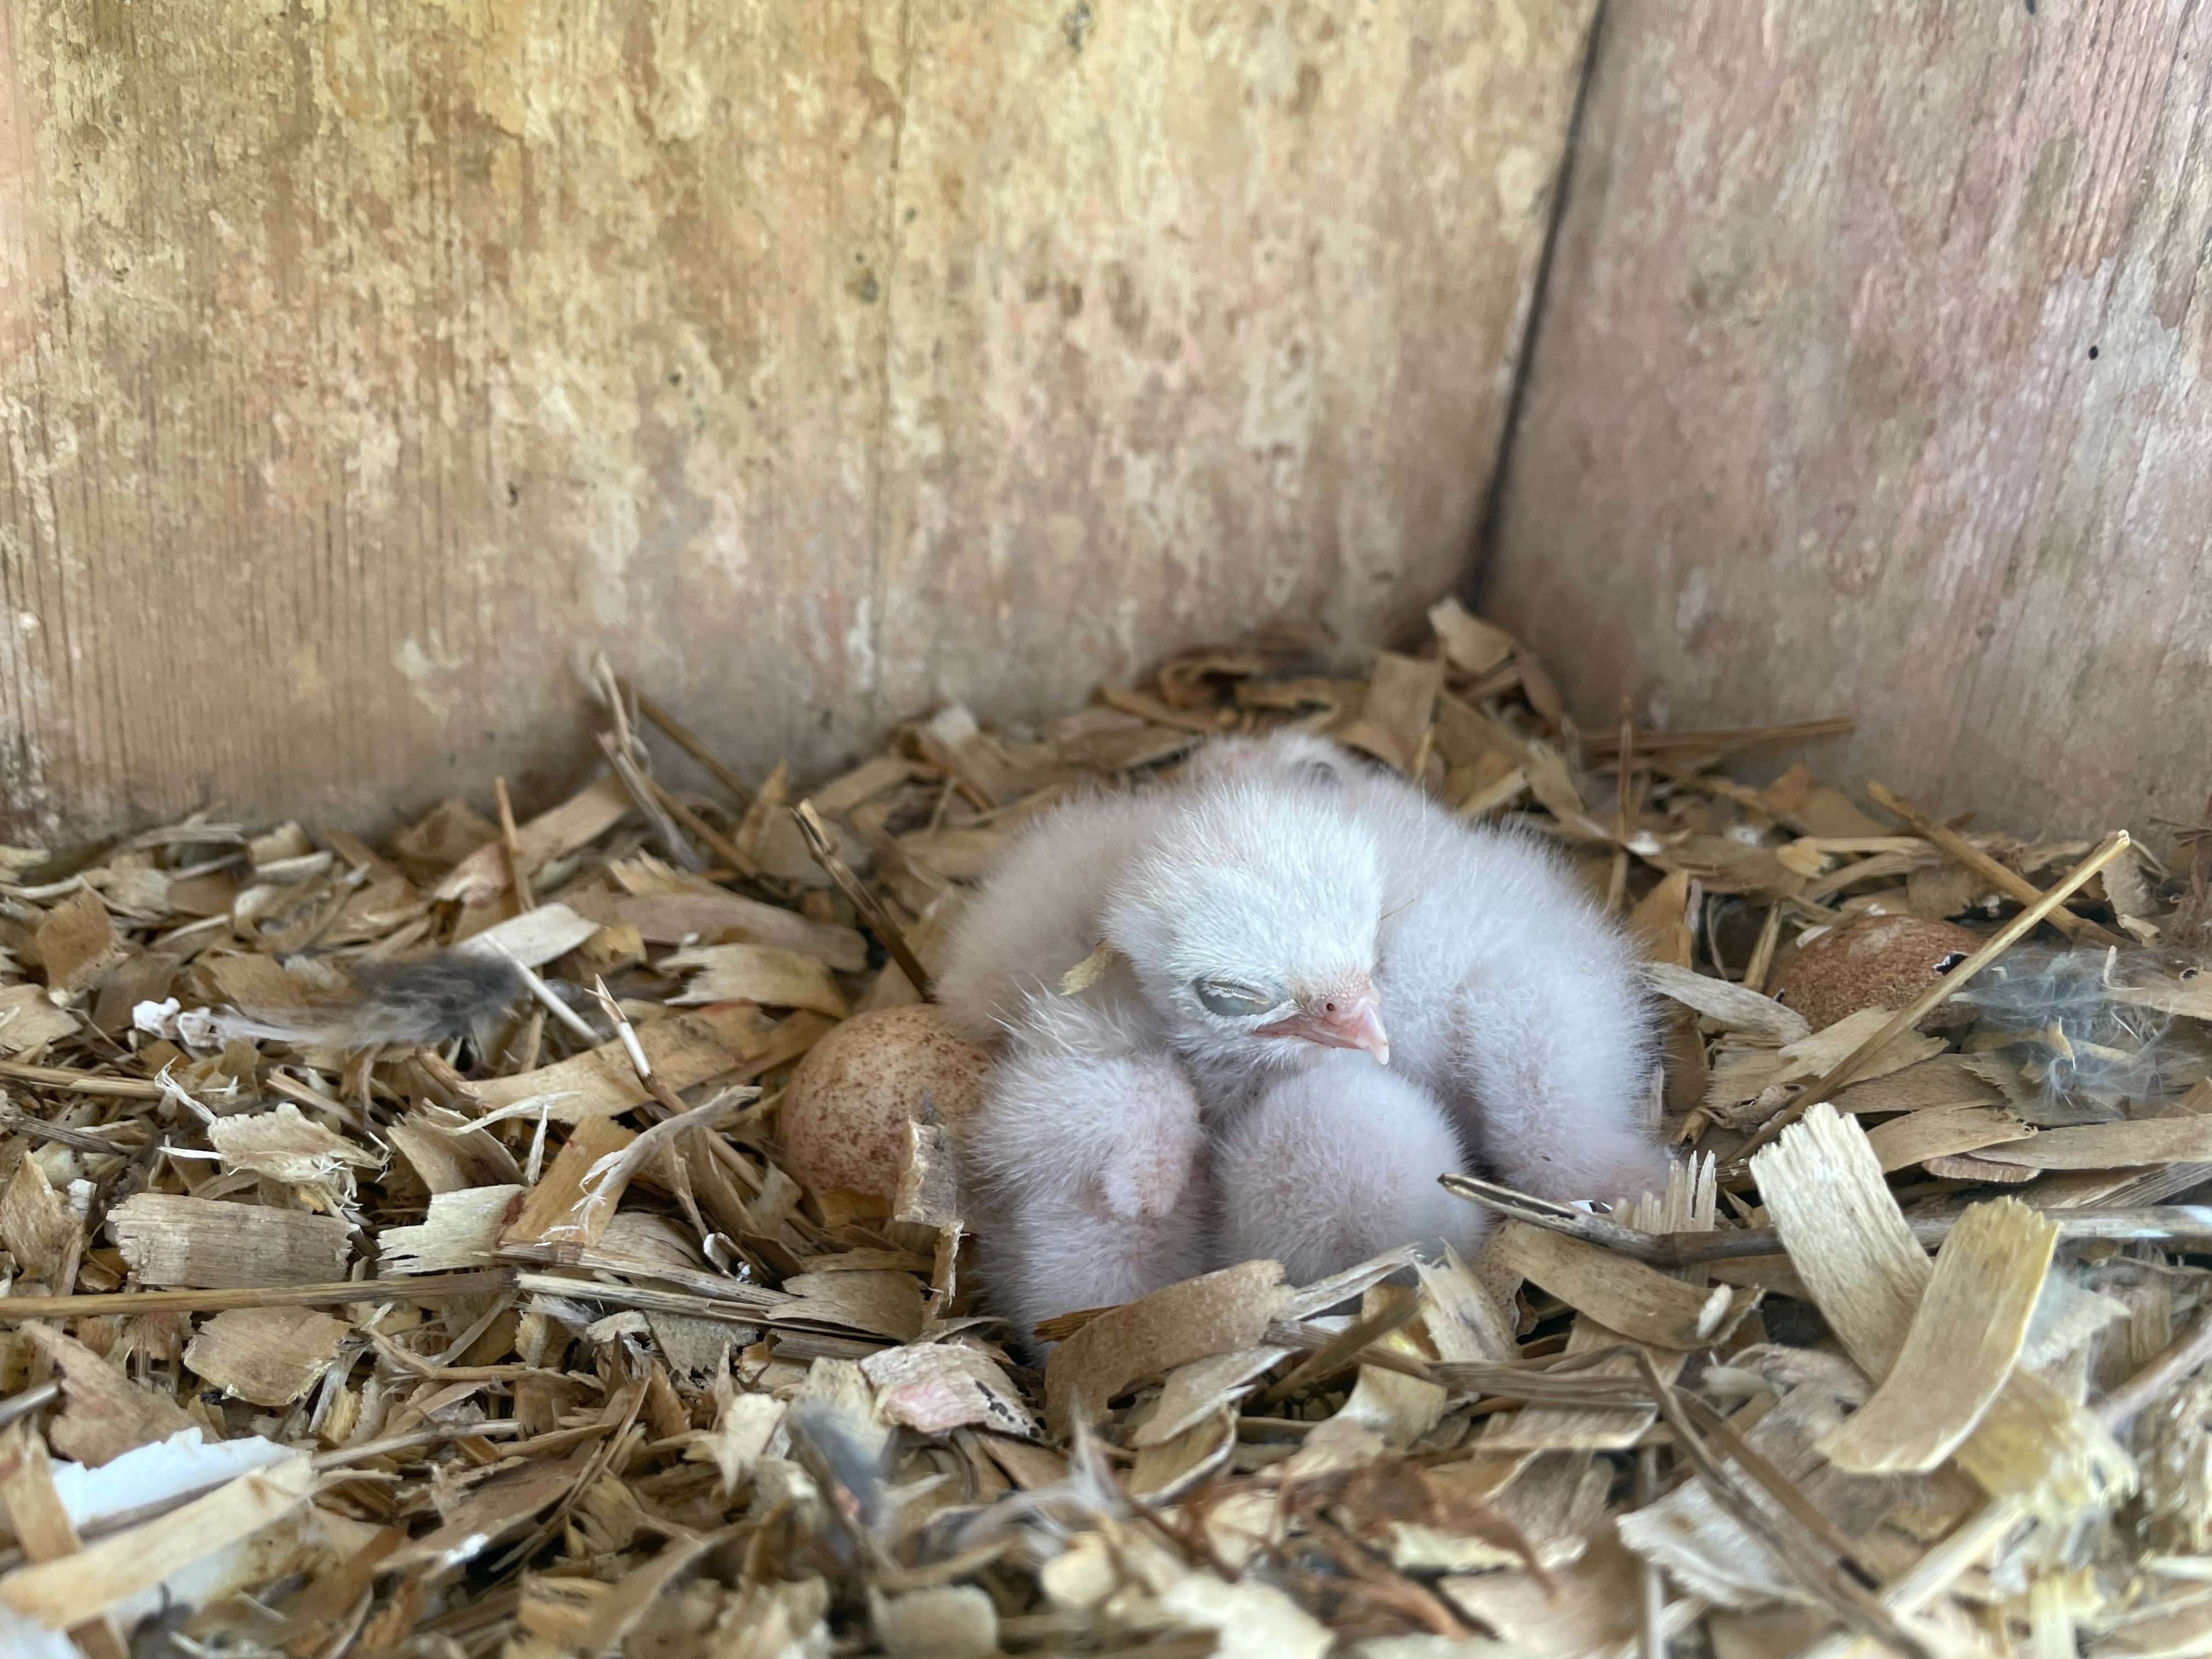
[0,1456,316,1628]
[1753,1104,2134,1518]
[1492,1223,1751,1352]
[471,1003,780,1121]
[1863,1103,2033,1173]
[1818,1199,2057,1473]
[1972,1118,2212,1171]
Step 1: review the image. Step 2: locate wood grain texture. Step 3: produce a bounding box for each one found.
[1480,0,2212,846]
[0,0,1595,843]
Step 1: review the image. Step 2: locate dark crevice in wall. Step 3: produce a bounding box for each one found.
[1468,0,1607,608]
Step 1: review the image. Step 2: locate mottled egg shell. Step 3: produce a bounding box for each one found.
[780,1004,990,1199]
[1771,913,1982,1032]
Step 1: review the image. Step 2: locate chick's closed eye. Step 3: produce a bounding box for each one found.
[1193,979,1283,1017]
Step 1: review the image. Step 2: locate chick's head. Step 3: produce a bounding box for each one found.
[1105,781,1390,1070]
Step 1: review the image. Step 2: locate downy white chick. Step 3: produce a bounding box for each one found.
[942,729,1666,1340]
[1212,1047,1479,1284]
[1186,728,1668,1208]
[936,777,1403,1342]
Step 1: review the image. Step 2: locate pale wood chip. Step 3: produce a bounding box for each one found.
[912,704,1028,807]
[810,755,918,817]
[471,1003,780,1122]
[34,890,126,995]
[385,1454,589,1573]
[207,1102,382,1187]
[388,1108,522,1194]
[1441,1532,1643,1658]
[0,1153,79,1285]
[1628,870,1695,966]
[1414,1242,1520,1364]
[685,1387,786,1493]
[1820,1199,2057,1472]
[1126,1406,1238,1503]
[663,942,848,1018]
[450,902,601,968]
[609,890,867,970]
[1493,1222,1753,1352]
[1863,1103,2035,1173]
[777,1269,926,1342]
[1644,961,1810,1042]
[1616,1386,1901,1611]
[1918,1152,2040,1184]
[1058,940,1119,994]
[1759,764,1889,839]
[1046,1260,1293,1435]
[0,984,79,1058]
[1705,1006,1945,1123]
[1155,1575,1331,1659]
[893,1119,961,1229]
[1752,1103,2132,1522]
[379,1184,523,1274]
[1830,1054,2004,1115]
[0,1424,128,1658]
[576,1531,736,1654]
[1522,741,1616,841]
[1336,651,1444,775]
[870,1583,1000,1659]
[862,1344,1037,1437]
[1973,1118,2212,1170]
[895,824,1005,882]
[1429,597,1517,675]
[1448,751,1528,817]
[1331,1284,1450,1449]
[185,1305,352,1407]
[21,1327,193,1466]
[1482,1316,1684,1452]
[436,775,631,906]
[108,1194,351,1289]
[500,1117,634,1251]
[1135,1347,1290,1448]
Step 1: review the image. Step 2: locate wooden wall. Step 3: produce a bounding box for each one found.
[1480,0,2212,849]
[0,0,1596,844]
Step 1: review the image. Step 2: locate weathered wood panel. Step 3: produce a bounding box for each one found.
[0,0,1595,843]
[1481,0,2212,845]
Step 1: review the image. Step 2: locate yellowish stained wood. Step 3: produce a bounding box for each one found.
[0,0,1596,839]
[1819,1198,2056,1474]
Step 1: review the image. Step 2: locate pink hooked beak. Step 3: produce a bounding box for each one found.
[1256,989,1390,1065]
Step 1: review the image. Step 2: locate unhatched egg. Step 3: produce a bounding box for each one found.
[1771,913,1982,1032]
[779,1003,989,1199]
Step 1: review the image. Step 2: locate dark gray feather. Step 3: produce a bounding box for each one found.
[328,950,527,1046]
[219,951,528,1049]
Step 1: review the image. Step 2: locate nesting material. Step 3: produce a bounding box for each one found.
[0,610,2203,1657]
[1815,1198,2056,1474]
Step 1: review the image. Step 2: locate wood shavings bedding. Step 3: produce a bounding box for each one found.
[0,606,2200,1657]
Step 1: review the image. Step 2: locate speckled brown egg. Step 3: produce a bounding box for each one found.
[1771,914,1983,1032]
[780,1004,990,1199]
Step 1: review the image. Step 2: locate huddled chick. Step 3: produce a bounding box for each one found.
[935,729,1666,1347]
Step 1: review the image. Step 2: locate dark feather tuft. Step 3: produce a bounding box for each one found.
[216,950,529,1050]
[345,952,528,1044]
